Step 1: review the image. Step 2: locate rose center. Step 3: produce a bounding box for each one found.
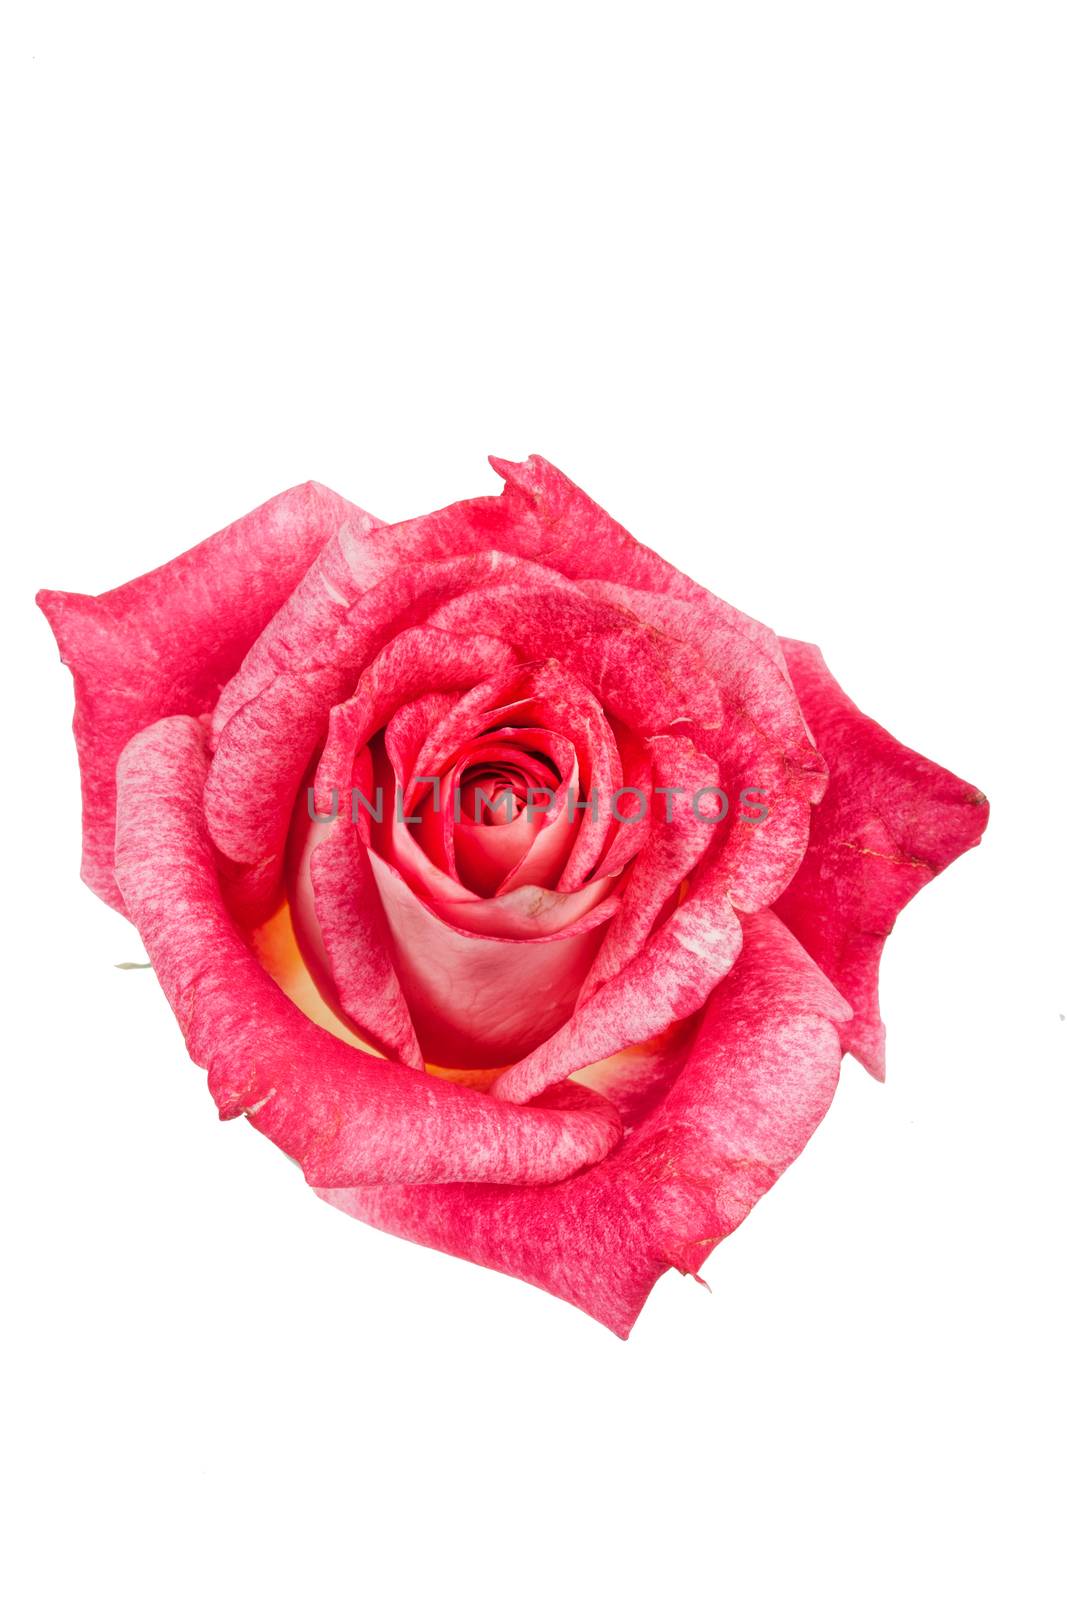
[458,764,530,825]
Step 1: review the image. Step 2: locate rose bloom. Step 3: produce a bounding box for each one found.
[39,457,987,1335]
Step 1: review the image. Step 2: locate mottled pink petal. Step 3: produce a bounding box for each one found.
[114,716,622,1185]
[318,913,850,1336]
[572,1018,700,1132]
[579,734,722,998]
[211,506,384,738]
[38,482,366,910]
[492,455,808,754]
[588,728,654,881]
[286,801,423,1071]
[425,579,723,742]
[575,577,817,773]
[575,578,827,916]
[493,864,743,1102]
[212,487,551,744]
[774,640,989,1077]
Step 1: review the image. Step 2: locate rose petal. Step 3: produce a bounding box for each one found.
[367,849,618,1069]
[573,578,827,914]
[774,640,989,1077]
[578,734,722,998]
[210,507,384,738]
[571,1017,700,1131]
[492,862,743,1102]
[286,799,423,1071]
[425,579,723,744]
[210,487,545,741]
[491,454,814,770]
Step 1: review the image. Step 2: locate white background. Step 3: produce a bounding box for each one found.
[3,4,1064,1597]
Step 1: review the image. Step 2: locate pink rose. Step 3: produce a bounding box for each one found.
[39,456,987,1335]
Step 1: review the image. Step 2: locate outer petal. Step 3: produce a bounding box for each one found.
[774,641,989,1077]
[209,491,539,739]
[113,716,622,1185]
[319,913,851,1337]
[37,481,367,911]
[423,579,723,746]
[491,454,796,671]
